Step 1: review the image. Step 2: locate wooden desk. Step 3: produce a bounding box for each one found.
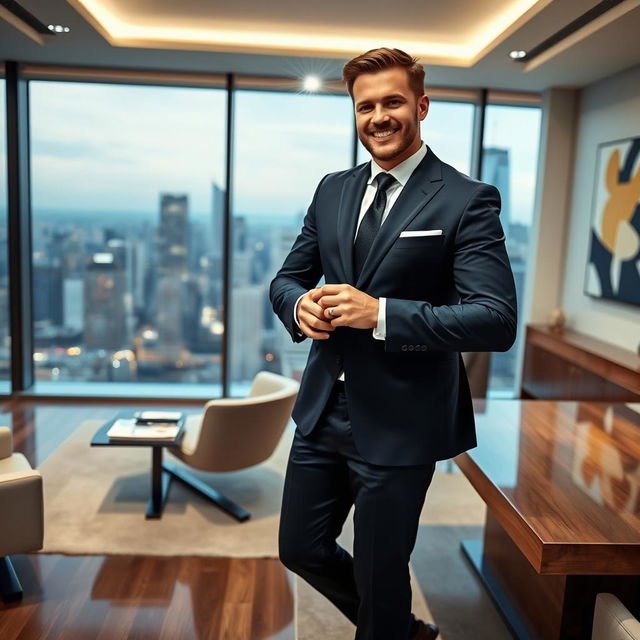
[455,400,640,640]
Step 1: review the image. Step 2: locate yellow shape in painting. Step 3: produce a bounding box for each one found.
[600,148,640,257]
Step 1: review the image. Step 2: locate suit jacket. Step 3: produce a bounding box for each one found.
[269,146,517,466]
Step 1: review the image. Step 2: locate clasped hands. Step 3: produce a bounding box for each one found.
[296,284,379,340]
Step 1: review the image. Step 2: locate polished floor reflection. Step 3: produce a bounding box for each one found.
[0,398,294,640]
[1,555,294,639]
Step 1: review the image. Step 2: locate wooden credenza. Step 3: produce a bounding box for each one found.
[521,325,640,402]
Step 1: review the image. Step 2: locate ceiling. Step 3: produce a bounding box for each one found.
[0,0,639,91]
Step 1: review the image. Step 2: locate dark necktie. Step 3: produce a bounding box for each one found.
[353,172,397,279]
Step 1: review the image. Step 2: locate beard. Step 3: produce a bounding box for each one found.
[360,120,419,164]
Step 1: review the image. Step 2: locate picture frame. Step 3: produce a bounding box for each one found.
[584,136,640,306]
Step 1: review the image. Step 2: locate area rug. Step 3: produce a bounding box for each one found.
[38,419,507,639]
[39,419,295,557]
[296,562,435,640]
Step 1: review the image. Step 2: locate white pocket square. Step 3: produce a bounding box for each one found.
[399,230,443,238]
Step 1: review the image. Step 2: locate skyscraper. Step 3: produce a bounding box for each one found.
[84,252,128,351]
[211,183,225,260]
[482,147,511,231]
[269,226,310,379]
[156,194,189,361]
[158,194,188,273]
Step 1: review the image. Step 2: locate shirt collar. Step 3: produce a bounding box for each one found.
[368,142,427,187]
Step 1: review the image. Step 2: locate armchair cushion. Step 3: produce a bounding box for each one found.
[0,427,12,460]
[0,438,44,557]
[0,452,32,475]
[0,469,44,556]
[592,593,640,640]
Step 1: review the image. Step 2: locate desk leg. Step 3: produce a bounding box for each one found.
[146,448,171,519]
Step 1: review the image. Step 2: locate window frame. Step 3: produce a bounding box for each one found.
[1,61,541,399]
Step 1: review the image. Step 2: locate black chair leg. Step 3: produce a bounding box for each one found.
[0,556,23,602]
[162,461,251,522]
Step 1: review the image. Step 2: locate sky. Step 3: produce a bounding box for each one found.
[1,79,541,225]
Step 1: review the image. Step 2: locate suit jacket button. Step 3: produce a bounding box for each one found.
[408,345,414,351]
[401,345,407,352]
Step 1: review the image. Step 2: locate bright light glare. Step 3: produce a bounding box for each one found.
[303,76,322,92]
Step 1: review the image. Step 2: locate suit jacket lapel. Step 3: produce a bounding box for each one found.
[336,162,370,284]
[355,147,444,289]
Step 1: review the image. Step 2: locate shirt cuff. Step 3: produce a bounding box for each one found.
[293,292,306,332]
[372,297,386,340]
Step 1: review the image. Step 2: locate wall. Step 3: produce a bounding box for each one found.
[561,63,640,353]
[525,88,579,326]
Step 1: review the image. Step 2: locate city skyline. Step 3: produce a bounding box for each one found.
[0,78,541,395]
[24,81,540,225]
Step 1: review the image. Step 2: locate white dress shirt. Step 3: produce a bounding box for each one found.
[295,142,428,380]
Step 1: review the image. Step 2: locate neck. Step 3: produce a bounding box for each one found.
[375,138,422,171]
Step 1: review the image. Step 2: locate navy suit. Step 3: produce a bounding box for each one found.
[270,146,517,639]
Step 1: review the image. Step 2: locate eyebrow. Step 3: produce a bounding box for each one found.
[355,93,406,108]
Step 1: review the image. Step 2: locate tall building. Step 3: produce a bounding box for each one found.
[211,183,225,259]
[156,194,189,360]
[481,147,523,392]
[84,252,128,351]
[482,147,511,231]
[230,284,264,384]
[155,275,184,362]
[233,216,247,252]
[158,194,188,273]
[63,278,84,333]
[33,258,64,327]
[270,226,310,380]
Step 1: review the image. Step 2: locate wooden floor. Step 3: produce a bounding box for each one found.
[0,397,295,640]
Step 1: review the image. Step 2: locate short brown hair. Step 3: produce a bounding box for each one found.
[342,48,425,99]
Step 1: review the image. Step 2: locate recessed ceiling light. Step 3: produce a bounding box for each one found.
[509,50,527,60]
[48,24,71,34]
[303,75,322,92]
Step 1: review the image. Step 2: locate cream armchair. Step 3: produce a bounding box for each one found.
[0,427,44,601]
[592,593,640,640]
[164,371,299,521]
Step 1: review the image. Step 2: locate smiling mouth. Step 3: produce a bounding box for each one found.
[370,128,399,139]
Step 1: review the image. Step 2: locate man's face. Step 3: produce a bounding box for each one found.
[352,67,429,170]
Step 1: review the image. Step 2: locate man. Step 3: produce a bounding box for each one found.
[270,48,517,640]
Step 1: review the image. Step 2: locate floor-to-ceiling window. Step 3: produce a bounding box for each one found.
[231,89,353,395]
[29,81,227,396]
[0,78,8,392]
[482,103,541,395]
[4,69,540,400]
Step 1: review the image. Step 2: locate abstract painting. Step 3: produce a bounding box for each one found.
[585,137,640,306]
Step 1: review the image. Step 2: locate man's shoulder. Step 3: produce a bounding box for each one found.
[319,162,368,189]
[435,151,499,199]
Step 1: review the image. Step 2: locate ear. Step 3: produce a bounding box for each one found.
[418,94,429,121]
[606,149,620,191]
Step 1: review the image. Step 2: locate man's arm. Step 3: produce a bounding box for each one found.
[384,184,517,353]
[269,176,332,343]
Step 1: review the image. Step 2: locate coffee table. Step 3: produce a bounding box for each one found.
[90,412,186,519]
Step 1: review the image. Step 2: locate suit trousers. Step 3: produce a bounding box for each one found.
[279,379,436,640]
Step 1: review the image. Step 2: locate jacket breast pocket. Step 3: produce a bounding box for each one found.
[390,234,446,256]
